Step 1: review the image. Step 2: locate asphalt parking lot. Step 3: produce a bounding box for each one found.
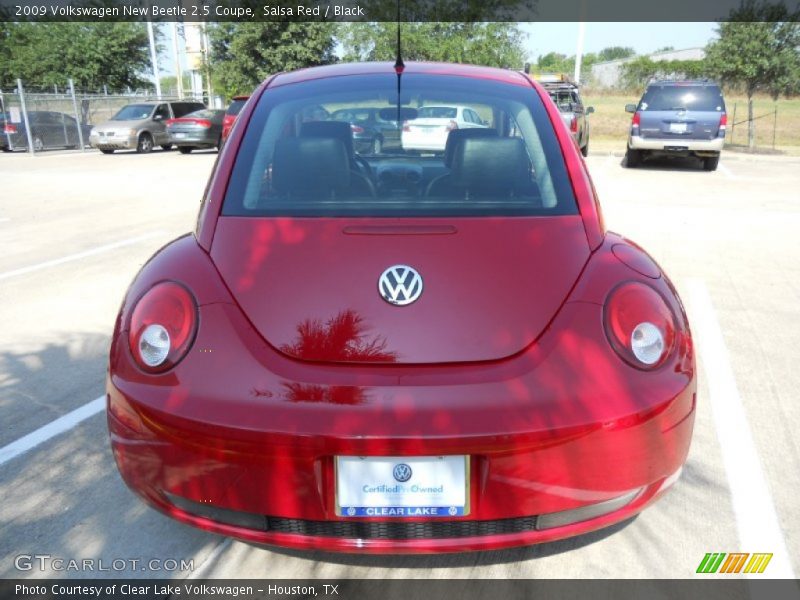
[0,147,798,580]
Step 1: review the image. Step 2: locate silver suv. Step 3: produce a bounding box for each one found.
[90,101,205,154]
[625,80,726,171]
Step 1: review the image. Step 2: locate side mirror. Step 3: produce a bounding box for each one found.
[586,106,595,115]
[624,104,637,113]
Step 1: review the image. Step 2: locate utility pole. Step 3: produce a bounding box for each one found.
[574,21,585,84]
[171,22,184,99]
[147,21,162,98]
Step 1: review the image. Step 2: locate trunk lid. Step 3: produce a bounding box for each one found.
[210,216,590,364]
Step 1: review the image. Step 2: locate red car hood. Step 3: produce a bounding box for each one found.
[210,216,590,364]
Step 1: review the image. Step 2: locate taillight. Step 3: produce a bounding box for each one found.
[719,113,727,130]
[604,282,676,369]
[3,123,17,134]
[351,124,364,134]
[402,121,411,132]
[128,282,197,373]
[194,119,212,128]
[446,120,459,131]
[570,117,578,133]
[631,111,641,127]
[165,119,176,126]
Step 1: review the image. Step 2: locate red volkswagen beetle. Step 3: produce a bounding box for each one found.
[107,62,695,553]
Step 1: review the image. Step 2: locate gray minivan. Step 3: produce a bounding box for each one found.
[624,80,726,171]
[90,100,205,154]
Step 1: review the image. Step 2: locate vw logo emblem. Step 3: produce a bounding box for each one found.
[392,463,413,482]
[379,265,423,306]
[347,507,356,516]
[448,506,458,516]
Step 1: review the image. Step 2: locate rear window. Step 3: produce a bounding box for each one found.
[185,109,221,119]
[112,104,153,120]
[222,73,577,218]
[173,102,206,118]
[226,99,247,116]
[639,85,725,112]
[417,106,458,119]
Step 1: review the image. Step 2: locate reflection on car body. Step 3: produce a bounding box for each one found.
[107,62,696,554]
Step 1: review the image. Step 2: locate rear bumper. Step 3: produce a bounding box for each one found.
[108,296,696,553]
[629,135,724,153]
[169,132,217,147]
[90,133,136,150]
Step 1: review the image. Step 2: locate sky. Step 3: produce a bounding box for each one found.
[156,22,721,78]
[521,22,719,60]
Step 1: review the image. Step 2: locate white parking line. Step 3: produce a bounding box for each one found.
[685,279,795,578]
[0,232,165,281]
[0,396,105,467]
[718,162,735,179]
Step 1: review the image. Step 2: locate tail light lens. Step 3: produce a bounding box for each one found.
[128,282,197,373]
[631,111,641,127]
[4,123,17,133]
[446,120,459,131]
[570,117,578,133]
[195,119,212,128]
[165,119,176,126]
[604,282,676,369]
[350,124,364,134]
[402,121,411,132]
[719,113,727,133]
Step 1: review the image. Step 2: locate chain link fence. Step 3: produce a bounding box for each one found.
[1,80,190,154]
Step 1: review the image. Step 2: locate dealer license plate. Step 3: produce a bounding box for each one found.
[669,122,688,134]
[336,456,469,517]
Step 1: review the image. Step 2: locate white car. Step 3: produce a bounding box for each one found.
[401,105,488,153]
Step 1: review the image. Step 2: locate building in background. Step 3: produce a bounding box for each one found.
[591,47,706,88]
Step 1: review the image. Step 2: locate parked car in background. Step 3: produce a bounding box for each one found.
[221,96,249,144]
[533,74,593,157]
[401,104,488,153]
[625,80,726,171]
[2,111,92,152]
[90,100,205,154]
[108,61,696,553]
[167,109,225,154]
[1,113,9,151]
[331,107,400,154]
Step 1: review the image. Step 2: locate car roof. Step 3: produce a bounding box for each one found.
[268,62,532,89]
[648,80,720,87]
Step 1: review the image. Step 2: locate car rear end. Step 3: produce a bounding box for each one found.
[167,109,223,150]
[108,63,695,552]
[401,106,460,152]
[221,96,249,144]
[627,81,726,170]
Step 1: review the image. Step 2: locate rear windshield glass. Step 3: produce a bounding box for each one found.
[184,109,221,119]
[226,99,248,116]
[173,102,206,118]
[639,85,725,112]
[222,73,577,218]
[417,106,458,119]
[112,104,153,120]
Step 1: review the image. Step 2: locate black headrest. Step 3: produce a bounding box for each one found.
[451,137,530,194]
[443,128,498,168]
[300,121,355,159]
[272,137,350,195]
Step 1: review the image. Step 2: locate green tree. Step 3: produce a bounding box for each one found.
[0,23,152,91]
[620,57,708,90]
[705,0,800,149]
[208,23,337,99]
[340,23,525,69]
[598,46,636,61]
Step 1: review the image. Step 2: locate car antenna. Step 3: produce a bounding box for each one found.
[394,0,404,124]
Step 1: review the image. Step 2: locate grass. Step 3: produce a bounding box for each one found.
[582,91,800,151]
